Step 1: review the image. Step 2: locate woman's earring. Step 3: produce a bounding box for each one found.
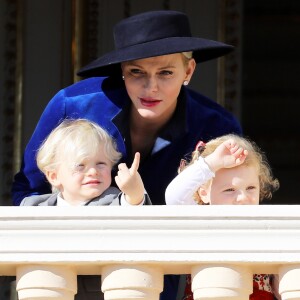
[122,75,125,80]
[183,80,189,86]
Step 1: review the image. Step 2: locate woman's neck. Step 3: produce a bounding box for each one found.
[129,99,177,134]
[129,110,170,159]
[130,122,158,159]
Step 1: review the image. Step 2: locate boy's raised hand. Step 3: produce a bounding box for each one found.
[115,152,145,205]
[204,139,248,172]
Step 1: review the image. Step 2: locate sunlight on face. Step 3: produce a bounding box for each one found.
[54,146,112,204]
[121,53,195,124]
[202,165,260,205]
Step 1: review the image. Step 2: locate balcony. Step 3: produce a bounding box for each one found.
[0,205,300,300]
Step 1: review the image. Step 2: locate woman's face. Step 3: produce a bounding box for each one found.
[121,53,195,124]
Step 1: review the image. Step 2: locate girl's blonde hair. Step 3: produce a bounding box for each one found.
[181,134,279,203]
[37,119,122,174]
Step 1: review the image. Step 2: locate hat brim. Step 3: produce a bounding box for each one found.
[77,37,234,77]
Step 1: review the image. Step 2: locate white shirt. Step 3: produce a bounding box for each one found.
[165,157,215,205]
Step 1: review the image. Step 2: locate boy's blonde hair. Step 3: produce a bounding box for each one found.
[181,134,279,203]
[37,119,122,175]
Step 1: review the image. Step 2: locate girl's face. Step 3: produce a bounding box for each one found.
[47,146,112,205]
[200,165,260,205]
[121,53,195,124]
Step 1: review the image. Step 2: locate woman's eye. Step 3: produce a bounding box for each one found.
[130,68,143,75]
[160,70,173,76]
[223,188,235,192]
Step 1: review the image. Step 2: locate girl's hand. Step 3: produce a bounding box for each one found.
[204,139,248,172]
[115,152,145,205]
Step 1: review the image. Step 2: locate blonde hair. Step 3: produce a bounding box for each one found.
[182,51,193,66]
[181,134,279,203]
[37,119,121,175]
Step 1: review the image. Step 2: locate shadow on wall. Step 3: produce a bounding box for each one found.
[0,278,16,300]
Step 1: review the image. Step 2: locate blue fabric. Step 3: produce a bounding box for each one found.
[11,76,242,300]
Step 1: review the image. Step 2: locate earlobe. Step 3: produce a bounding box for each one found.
[46,170,59,187]
[198,187,210,204]
[186,58,196,80]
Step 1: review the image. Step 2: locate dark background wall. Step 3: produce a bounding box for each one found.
[242,0,300,204]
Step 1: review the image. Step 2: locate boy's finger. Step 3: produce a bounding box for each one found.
[130,152,140,173]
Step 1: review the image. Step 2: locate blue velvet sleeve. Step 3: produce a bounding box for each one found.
[11,77,127,206]
[11,89,67,205]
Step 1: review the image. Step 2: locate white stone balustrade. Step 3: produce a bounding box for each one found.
[1,205,300,300]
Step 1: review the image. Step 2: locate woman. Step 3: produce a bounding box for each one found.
[12,10,242,300]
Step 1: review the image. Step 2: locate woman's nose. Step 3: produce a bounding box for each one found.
[144,76,158,91]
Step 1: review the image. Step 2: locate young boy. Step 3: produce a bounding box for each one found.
[21,118,151,300]
[21,118,150,207]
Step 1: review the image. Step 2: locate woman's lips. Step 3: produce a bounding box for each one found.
[140,98,162,107]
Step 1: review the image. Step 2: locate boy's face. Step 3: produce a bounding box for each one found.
[199,165,260,205]
[47,146,112,205]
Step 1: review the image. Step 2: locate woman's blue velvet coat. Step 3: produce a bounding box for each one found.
[12,76,242,206]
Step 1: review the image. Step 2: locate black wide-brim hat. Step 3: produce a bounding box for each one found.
[77,10,234,77]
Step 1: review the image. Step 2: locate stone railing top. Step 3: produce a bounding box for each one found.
[0,205,300,275]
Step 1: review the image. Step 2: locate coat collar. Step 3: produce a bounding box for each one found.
[112,88,187,155]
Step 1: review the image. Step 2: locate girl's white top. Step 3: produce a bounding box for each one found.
[165,157,215,205]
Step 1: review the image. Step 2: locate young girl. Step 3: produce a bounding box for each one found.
[165,134,280,300]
